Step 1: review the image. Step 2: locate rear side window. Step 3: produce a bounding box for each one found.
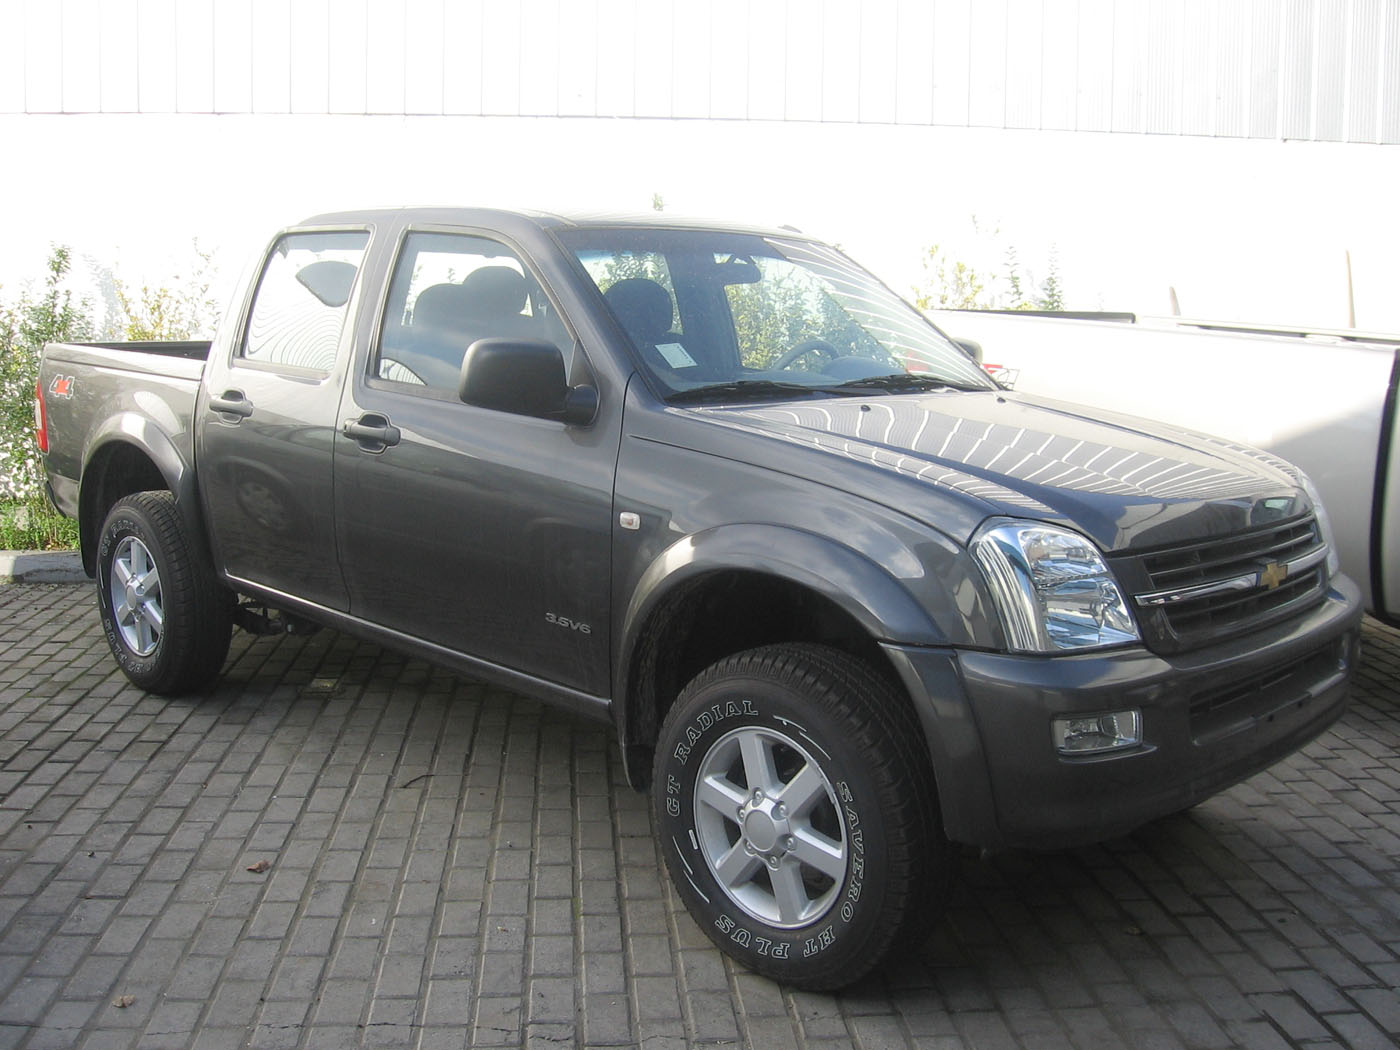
[242,231,370,370]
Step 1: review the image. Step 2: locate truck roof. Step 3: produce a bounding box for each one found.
[294,206,806,240]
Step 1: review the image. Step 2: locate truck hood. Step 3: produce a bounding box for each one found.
[691,390,1307,552]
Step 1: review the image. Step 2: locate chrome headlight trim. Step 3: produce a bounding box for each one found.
[971,519,1141,654]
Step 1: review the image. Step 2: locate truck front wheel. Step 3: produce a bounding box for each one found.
[653,644,949,989]
[96,492,232,695]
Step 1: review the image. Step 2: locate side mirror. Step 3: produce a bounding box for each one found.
[952,337,983,364]
[458,338,598,424]
[561,384,599,426]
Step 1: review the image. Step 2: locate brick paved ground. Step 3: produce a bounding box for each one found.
[0,582,1396,1049]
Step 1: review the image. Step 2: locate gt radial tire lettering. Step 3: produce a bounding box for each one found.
[671,698,757,765]
[665,773,682,817]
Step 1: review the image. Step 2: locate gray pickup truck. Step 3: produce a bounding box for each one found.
[37,208,1362,989]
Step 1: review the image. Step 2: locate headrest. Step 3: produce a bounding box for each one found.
[603,278,674,345]
[412,283,467,330]
[461,266,528,315]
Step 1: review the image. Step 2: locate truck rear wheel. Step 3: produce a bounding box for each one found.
[96,492,232,695]
[653,643,950,989]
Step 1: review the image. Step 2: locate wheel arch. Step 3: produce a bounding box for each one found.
[78,415,202,576]
[615,524,946,789]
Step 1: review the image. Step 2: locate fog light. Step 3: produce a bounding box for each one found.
[1052,711,1142,755]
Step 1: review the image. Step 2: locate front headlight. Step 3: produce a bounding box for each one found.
[1296,470,1340,579]
[971,519,1141,653]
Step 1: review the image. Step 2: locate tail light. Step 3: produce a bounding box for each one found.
[34,377,48,453]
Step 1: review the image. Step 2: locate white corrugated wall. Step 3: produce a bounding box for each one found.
[0,0,1396,142]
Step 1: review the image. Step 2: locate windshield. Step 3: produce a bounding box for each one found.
[559,229,996,400]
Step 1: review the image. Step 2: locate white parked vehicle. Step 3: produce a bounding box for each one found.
[932,310,1400,624]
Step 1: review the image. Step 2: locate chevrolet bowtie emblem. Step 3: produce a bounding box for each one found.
[1258,562,1288,590]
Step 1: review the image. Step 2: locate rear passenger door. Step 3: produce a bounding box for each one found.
[333,229,617,695]
[198,228,370,610]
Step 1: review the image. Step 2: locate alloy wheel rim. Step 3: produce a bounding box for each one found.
[109,535,163,656]
[692,724,847,929]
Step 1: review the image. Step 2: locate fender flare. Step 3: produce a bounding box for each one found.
[614,523,949,771]
[619,524,947,657]
[77,413,202,574]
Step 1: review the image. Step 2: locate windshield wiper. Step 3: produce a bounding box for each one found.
[831,373,985,394]
[666,380,831,404]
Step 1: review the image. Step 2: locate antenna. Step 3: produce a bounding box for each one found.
[1345,250,1356,328]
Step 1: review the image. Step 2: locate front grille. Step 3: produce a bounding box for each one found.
[1126,515,1329,653]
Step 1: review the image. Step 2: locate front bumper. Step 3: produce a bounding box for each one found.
[883,574,1363,850]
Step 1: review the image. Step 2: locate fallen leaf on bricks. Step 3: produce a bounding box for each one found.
[247,860,272,874]
[112,995,135,1008]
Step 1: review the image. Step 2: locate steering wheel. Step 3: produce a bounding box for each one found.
[772,338,840,371]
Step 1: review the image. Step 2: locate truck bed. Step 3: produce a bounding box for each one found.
[43,340,211,379]
[38,340,211,522]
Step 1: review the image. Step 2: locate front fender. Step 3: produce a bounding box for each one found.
[627,523,951,651]
[617,522,949,695]
[611,522,977,789]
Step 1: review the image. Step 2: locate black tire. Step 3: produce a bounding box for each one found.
[653,643,950,989]
[96,491,233,695]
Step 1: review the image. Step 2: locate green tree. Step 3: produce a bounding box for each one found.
[915,237,1071,313]
[727,270,823,368]
[1032,246,1064,311]
[911,244,992,311]
[1003,244,1026,309]
[599,252,670,289]
[726,267,876,369]
[0,246,91,547]
[115,241,220,340]
[1,242,231,548]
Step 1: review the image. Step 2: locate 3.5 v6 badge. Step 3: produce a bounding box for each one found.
[544,612,591,635]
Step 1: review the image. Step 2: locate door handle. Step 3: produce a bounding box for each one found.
[342,414,401,452]
[209,390,254,419]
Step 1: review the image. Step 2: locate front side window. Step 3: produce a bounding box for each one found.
[375,232,571,391]
[562,229,996,401]
[242,231,369,370]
